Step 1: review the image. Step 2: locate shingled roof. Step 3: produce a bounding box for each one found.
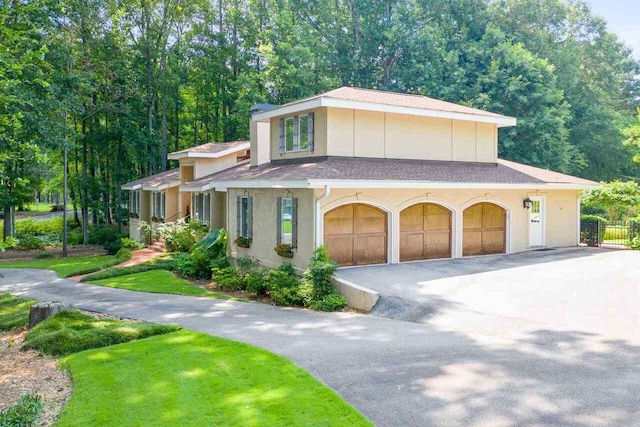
[167,141,249,160]
[252,87,517,127]
[122,168,181,190]
[180,157,597,191]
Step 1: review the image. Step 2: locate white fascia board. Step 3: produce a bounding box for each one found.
[167,143,250,160]
[179,182,215,192]
[213,180,311,190]
[142,180,181,191]
[305,179,595,190]
[121,184,142,191]
[252,97,516,127]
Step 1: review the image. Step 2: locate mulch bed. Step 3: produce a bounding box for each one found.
[0,328,72,426]
[0,245,107,261]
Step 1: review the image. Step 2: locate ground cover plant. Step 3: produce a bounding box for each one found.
[55,330,372,427]
[0,254,129,278]
[0,393,44,426]
[86,270,231,299]
[22,310,180,356]
[0,292,36,331]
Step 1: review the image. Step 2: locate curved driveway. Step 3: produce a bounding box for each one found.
[2,249,640,426]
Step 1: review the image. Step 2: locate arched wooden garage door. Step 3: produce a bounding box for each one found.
[463,203,506,256]
[324,204,388,266]
[400,203,452,262]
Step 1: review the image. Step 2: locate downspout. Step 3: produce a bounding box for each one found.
[315,185,331,248]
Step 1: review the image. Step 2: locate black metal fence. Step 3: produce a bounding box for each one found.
[580,220,640,248]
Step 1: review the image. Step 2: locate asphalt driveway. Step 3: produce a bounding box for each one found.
[337,247,640,343]
[2,248,640,426]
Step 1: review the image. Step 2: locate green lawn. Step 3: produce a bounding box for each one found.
[57,330,371,426]
[87,270,231,299]
[21,203,54,214]
[0,292,36,331]
[0,255,122,278]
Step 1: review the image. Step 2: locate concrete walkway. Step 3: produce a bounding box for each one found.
[1,267,640,426]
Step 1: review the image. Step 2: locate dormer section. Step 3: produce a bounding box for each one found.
[252,87,515,164]
[168,141,250,180]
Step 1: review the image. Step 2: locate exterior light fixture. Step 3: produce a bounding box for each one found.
[523,197,533,209]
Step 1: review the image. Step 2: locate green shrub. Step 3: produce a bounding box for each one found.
[270,286,304,306]
[120,237,144,250]
[0,393,44,426]
[308,293,348,312]
[67,229,84,245]
[34,253,53,259]
[302,246,338,300]
[89,225,124,245]
[630,236,640,250]
[15,217,64,235]
[212,266,244,291]
[172,252,197,277]
[16,236,46,251]
[244,269,268,296]
[22,310,180,356]
[277,262,296,276]
[116,248,132,261]
[159,221,208,252]
[0,236,18,252]
[234,256,260,276]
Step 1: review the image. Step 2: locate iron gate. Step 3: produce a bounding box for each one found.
[580,220,640,248]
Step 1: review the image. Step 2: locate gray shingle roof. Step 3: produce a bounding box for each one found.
[193,156,596,186]
[122,168,180,190]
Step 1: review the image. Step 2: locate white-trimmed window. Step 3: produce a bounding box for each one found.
[277,197,298,247]
[279,113,314,153]
[236,195,253,239]
[191,192,211,225]
[129,190,141,216]
[152,191,165,220]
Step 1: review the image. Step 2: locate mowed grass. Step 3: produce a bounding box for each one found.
[57,330,372,427]
[0,292,35,331]
[23,310,180,356]
[87,270,230,299]
[0,255,122,278]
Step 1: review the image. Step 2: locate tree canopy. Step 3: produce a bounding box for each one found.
[1,0,639,238]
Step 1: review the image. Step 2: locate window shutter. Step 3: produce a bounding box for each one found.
[292,198,298,248]
[293,116,299,151]
[236,195,241,238]
[129,192,133,213]
[308,113,314,151]
[247,196,254,239]
[279,118,285,154]
[276,197,282,245]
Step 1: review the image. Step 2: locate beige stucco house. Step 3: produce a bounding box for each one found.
[123,87,597,271]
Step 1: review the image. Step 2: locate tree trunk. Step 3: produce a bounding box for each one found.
[3,205,11,240]
[29,302,72,329]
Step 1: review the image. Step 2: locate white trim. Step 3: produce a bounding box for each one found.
[122,183,142,191]
[252,96,517,127]
[319,197,393,265]
[142,180,181,191]
[528,196,546,248]
[167,142,250,160]
[576,196,581,246]
[211,178,596,191]
[459,198,512,257]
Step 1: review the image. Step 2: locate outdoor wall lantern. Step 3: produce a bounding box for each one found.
[523,197,533,209]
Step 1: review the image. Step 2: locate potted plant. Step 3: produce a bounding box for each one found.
[274,243,294,258]
[234,236,251,248]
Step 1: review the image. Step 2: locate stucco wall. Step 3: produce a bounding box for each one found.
[193,152,243,179]
[227,188,316,270]
[315,188,580,263]
[324,108,498,162]
[211,190,226,230]
[165,187,180,220]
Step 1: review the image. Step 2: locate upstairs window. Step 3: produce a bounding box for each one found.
[279,113,314,154]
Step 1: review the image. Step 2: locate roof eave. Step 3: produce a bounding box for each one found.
[213,178,595,190]
[167,143,250,160]
[252,97,517,127]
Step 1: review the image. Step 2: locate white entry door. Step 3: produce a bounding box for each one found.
[528,197,545,247]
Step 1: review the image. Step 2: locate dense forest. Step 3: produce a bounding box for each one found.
[1,0,639,239]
